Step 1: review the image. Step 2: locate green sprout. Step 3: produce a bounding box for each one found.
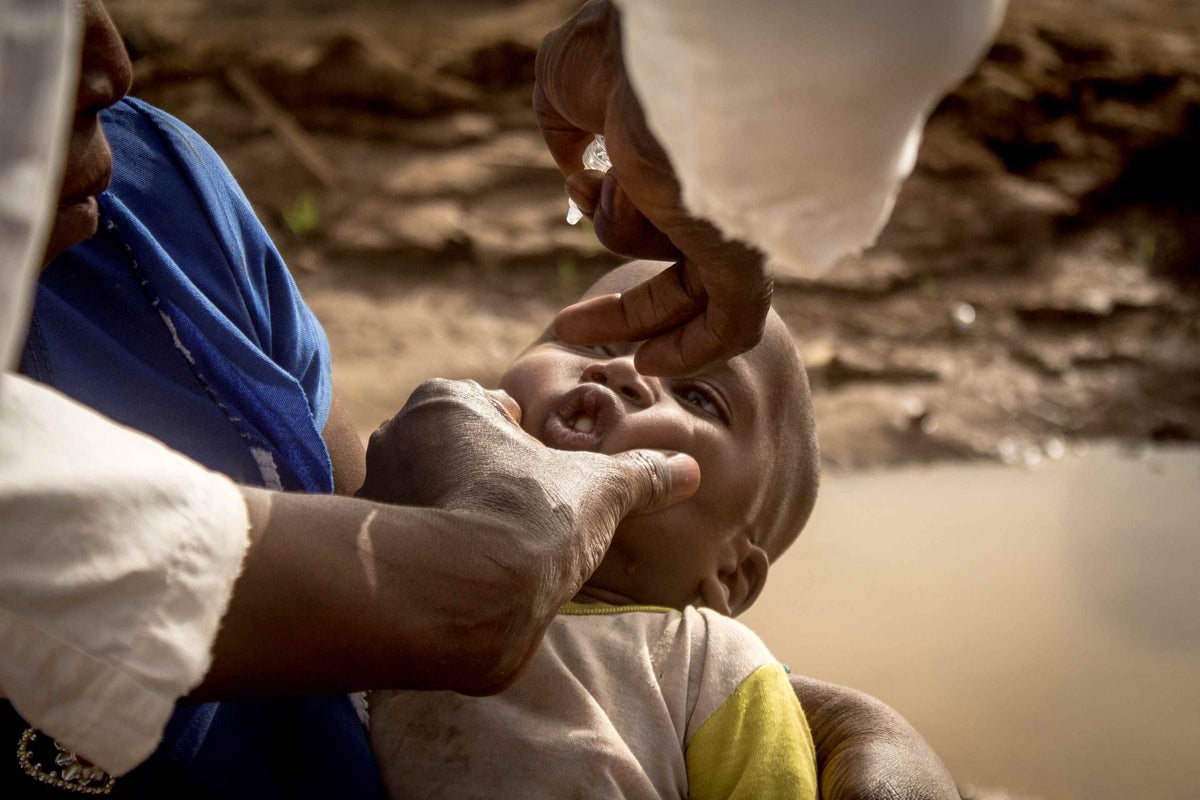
[283,190,321,237]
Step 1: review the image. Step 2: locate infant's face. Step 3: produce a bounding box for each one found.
[500,331,785,610]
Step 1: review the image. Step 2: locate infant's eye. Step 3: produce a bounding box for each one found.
[679,386,721,419]
[555,338,610,357]
[576,343,613,357]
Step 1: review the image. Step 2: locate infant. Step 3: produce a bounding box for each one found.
[369,260,821,799]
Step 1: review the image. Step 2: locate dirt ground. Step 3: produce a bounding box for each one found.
[107,0,1200,471]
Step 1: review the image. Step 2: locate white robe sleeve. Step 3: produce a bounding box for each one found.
[613,0,1007,276]
[0,376,251,776]
[0,0,251,777]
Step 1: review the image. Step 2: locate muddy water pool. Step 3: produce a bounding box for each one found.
[742,445,1200,800]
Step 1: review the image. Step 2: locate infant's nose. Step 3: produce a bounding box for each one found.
[582,357,656,409]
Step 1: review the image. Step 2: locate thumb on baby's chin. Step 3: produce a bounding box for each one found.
[603,450,701,519]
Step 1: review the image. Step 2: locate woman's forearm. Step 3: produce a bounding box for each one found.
[322,389,367,496]
[790,675,959,800]
[197,487,552,699]
[198,379,693,701]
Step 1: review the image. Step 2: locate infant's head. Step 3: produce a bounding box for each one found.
[501,261,819,616]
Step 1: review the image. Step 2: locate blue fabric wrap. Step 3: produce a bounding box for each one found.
[12,98,383,799]
[24,97,333,493]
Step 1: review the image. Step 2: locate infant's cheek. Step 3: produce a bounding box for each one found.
[519,406,544,441]
[612,506,685,553]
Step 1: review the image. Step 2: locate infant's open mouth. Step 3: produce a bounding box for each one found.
[544,384,619,451]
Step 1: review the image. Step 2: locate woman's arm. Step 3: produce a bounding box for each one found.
[322,388,366,496]
[791,675,960,800]
[200,379,698,698]
[201,488,547,696]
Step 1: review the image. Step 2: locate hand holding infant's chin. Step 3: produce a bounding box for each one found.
[357,379,699,600]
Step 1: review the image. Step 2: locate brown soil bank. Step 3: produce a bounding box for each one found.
[110,0,1200,470]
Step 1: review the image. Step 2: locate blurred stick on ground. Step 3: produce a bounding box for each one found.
[224,65,339,189]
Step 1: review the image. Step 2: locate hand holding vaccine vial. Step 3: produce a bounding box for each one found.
[566,135,611,225]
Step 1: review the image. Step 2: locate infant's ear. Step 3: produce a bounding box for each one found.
[700,545,769,617]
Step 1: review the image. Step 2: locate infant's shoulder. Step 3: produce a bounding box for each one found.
[685,605,776,673]
[553,602,774,667]
[552,603,779,736]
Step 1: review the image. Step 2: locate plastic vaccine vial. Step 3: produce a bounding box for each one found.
[566,135,611,224]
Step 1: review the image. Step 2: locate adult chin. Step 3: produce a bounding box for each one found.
[42,197,100,265]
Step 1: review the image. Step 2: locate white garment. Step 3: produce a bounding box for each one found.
[0,0,76,369]
[0,375,250,775]
[0,0,250,776]
[615,0,1007,276]
[370,603,816,800]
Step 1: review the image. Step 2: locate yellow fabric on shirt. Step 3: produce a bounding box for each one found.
[687,662,818,799]
[370,602,817,799]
